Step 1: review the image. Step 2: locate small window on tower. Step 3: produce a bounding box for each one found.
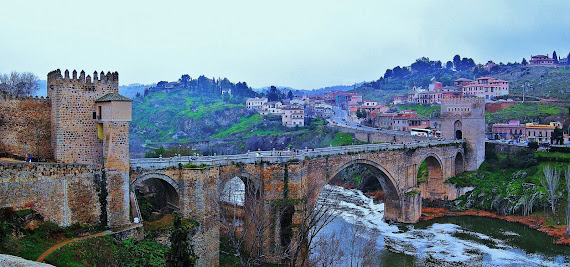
[93,111,97,119]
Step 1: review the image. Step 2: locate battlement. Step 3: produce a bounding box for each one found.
[0,93,48,102]
[47,69,119,84]
[441,96,485,105]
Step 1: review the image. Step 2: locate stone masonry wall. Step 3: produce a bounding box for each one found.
[0,96,52,160]
[0,162,101,226]
[48,69,119,164]
[104,121,131,227]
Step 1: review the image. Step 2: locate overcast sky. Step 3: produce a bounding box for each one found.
[1,0,568,89]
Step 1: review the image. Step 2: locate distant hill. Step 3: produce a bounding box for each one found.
[350,55,570,103]
[119,83,154,98]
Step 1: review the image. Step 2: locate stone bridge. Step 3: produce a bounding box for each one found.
[129,140,468,264]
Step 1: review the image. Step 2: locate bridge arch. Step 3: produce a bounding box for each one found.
[131,173,181,221]
[416,153,445,200]
[131,173,180,193]
[454,151,465,175]
[328,158,403,222]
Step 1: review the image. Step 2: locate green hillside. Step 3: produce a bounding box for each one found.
[130,88,361,157]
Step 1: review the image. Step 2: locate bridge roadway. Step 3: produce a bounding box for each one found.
[130,139,462,169]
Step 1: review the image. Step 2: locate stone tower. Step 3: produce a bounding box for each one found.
[47,69,132,227]
[440,97,485,171]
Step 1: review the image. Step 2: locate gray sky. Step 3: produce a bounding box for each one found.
[1,0,568,89]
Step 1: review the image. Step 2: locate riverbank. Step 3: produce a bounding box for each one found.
[421,207,570,245]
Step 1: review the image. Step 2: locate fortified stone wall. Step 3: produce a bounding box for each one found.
[0,162,102,226]
[0,95,52,160]
[48,69,119,164]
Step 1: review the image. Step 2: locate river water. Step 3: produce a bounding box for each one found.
[313,185,570,266]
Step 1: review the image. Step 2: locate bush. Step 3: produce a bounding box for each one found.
[37,221,65,239]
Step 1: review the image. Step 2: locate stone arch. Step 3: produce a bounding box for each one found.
[454,120,463,139]
[416,153,445,200]
[131,172,180,193]
[327,158,403,222]
[131,173,181,220]
[454,151,465,175]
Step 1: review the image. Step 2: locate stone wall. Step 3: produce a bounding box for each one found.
[0,96,52,160]
[0,162,101,226]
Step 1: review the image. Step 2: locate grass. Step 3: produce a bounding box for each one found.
[417,161,428,185]
[486,103,566,124]
[213,114,264,138]
[44,235,169,267]
[395,104,440,118]
[330,132,356,146]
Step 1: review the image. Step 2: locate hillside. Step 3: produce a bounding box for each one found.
[351,55,570,103]
[130,88,360,158]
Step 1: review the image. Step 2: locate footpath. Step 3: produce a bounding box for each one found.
[36,224,141,263]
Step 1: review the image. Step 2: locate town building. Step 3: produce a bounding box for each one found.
[492,120,562,143]
[458,77,509,100]
[246,97,268,111]
[529,54,556,66]
[260,101,284,115]
[281,106,305,127]
[407,81,462,104]
[314,103,333,119]
[492,120,526,141]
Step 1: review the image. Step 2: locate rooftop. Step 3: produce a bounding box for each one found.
[95,93,132,102]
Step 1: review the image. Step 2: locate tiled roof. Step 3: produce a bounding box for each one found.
[95,93,132,102]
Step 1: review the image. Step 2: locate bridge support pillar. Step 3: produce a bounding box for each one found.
[399,190,421,223]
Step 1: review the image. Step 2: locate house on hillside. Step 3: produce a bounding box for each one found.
[458,77,509,100]
[282,105,305,127]
[246,97,268,111]
[529,54,556,66]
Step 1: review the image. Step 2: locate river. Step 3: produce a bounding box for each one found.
[313,185,570,266]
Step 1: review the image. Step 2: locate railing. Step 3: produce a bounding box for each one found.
[130,140,463,169]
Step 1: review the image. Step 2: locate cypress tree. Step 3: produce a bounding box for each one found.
[166,212,197,267]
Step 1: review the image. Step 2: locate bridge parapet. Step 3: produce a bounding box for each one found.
[130,140,463,169]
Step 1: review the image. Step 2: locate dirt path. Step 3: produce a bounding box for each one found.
[36,223,141,263]
[36,231,111,262]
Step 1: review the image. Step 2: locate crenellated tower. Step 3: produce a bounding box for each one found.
[440,97,485,171]
[47,69,132,227]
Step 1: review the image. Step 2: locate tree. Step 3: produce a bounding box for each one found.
[522,58,528,65]
[541,165,560,216]
[453,55,461,70]
[166,212,198,267]
[281,184,339,267]
[217,177,274,266]
[445,61,454,69]
[567,52,570,65]
[0,71,39,97]
[552,127,564,145]
[287,90,294,100]
[553,51,559,64]
[179,74,191,88]
[267,86,282,102]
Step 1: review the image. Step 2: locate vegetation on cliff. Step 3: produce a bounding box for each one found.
[446,144,570,226]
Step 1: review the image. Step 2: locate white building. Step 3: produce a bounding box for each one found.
[246,97,268,111]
